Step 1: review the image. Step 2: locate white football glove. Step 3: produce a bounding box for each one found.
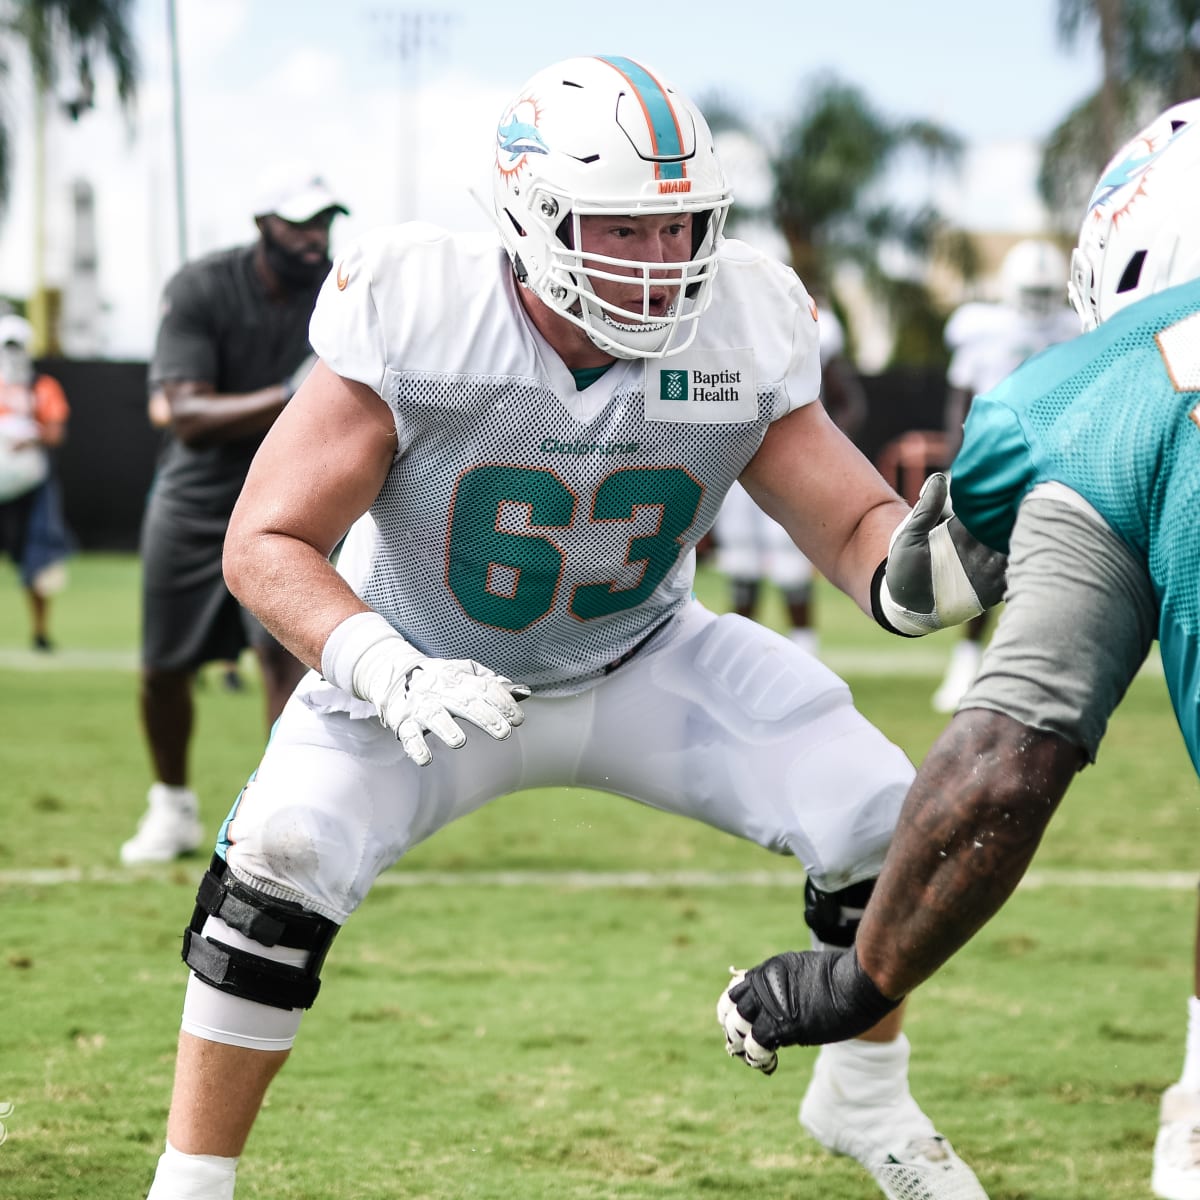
[875,472,1007,636]
[717,968,779,1075]
[322,611,530,766]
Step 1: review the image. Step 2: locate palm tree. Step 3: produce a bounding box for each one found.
[0,0,138,213]
[1039,0,1200,226]
[707,75,973,366]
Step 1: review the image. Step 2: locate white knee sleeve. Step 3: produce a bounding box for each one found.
[180,916,306,1052]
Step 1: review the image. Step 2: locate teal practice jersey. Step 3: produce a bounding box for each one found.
[951,276,1200,772]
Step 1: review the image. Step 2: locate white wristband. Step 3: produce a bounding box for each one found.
[320,611,412,695]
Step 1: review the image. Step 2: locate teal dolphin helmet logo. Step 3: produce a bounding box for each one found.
[497,114,548,162]
[1069,99,1200,331]
[496,97,548,185]
[1085,120,1194,214]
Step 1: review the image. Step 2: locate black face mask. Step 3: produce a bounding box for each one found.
[259,223,331,291]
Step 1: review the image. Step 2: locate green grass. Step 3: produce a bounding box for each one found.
[0,554,1196,1198]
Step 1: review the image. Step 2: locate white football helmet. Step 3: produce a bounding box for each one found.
[999,239,1068,318]
[0,314,34,387]
[1068,98,1200,331]
[490,55,733,359]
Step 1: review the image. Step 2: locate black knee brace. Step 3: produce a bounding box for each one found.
[182,854,339,1010]
[804,877,876,947]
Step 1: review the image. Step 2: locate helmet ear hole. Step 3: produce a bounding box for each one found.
[1116,249,1147,294]
[683,210,714,299]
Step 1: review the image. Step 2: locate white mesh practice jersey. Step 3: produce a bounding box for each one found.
[945,300,1080,396]
[306,223,820,699]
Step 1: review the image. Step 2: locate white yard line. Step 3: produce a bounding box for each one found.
[0,865,1193,890]
[0,645,1166,677]
[0,648,137,670]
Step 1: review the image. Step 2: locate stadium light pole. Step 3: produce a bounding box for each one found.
[368,9,456,221]
[166,0,188,264]
[31,82,48,352]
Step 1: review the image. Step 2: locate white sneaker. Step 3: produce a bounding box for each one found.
[1153,1085,1200,1200]
[800,1039,989,1200]
[931,641,982,714]
[120,784,204,865]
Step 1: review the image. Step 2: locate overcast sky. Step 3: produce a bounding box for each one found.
[0,0,1102,357]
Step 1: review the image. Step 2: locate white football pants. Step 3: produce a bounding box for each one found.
[218,599,914,925]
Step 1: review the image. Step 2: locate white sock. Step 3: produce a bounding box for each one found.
[1177,995,1200,1090]
[819,1034,910,1098]
[815,1035,936,1137]
[789,628,819,656]
[146,1140,238,1200]
[149,782,198,813]
[949,640,982,671]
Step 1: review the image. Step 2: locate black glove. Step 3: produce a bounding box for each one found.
[717,947,901,1074]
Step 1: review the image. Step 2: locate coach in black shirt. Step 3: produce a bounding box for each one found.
[122,173,349,866]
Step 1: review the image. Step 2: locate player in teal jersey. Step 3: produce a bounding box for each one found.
[718,97,1200,1200]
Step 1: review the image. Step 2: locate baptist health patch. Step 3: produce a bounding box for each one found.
[643,348,756,424]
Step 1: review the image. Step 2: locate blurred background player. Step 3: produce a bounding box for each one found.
[713,305,866,655]
[147,387,245,694]
[930,238,1080,712]
[0,313,72,651]
[121,173,349,866]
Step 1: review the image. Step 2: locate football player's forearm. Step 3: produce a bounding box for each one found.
[856,710,1080,998]
[224,533,368,671]
[169,386,288,446]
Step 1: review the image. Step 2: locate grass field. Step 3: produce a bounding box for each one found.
[1,554,1197,1199]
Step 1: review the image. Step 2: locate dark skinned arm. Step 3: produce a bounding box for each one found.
[720,699,1090,1056]
[856,708,1085,999]
[943,384,972,460]
[30,417,66,449]
[163,379,290,447]
[821,353,868,441]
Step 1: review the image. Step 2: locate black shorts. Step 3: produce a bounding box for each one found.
[140,492,278,672]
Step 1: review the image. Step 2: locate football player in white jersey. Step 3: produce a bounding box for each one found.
[931,239,1081,712]
[713,306,867,656]
[142,56,1004,1200]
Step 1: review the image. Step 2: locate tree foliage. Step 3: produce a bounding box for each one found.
[1040,0,1200,226]
[708,75,973,367]
[0,0,138,212]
